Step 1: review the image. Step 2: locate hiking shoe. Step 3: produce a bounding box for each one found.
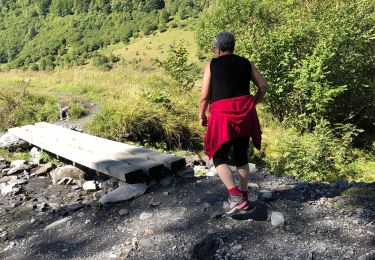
[223,194,249,214]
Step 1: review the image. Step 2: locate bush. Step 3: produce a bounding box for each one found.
[0,83,58,131]
[155,42,200,91]
[92,54,112,70]
[197,0,375,137]
[264,121,363,182]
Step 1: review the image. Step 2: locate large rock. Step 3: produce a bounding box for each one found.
[33,163,55,176]
[99,183,147,205]
[50,165,86,185]
[271,211,285,227]
[0,132,29,151]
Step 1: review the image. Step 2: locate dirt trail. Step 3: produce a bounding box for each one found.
[0,167,374,260]
[53,93,100,130]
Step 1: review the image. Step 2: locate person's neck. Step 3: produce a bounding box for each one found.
[217,51,233,57]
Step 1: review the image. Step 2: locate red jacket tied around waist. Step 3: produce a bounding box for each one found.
[204,95,262,159]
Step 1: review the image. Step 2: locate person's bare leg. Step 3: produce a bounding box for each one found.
[216,164,236,189]
[237,163,249,191]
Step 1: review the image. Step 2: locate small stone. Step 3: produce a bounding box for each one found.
[7,163,31,175]
[248,163,258,173]
[29,218,36,224]
[260,190,273,200]
[139,238,153,248]
[232,244,242,252]
[10,160,26,168]
[119,209,129,216]
[1,184,16,195]
[224,224,233,230]
[162,192,169,196]
[44,216,72,231]
[62,248,68,253]
[144,228,155,236]
[139,212,152,220]
[33,163,54,176]
[67,202,83,211]
[248,182,260,189]
[71,185,81,190]
[82,181,98,191]
[85,219,91,224]
[77,212,85,218]
[0,231,8,242]
[271,211,285,227]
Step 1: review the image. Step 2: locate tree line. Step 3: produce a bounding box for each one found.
[0,0,210,70]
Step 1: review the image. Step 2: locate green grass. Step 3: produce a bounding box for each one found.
[334,202,363,210]
[0,148,31,161]
[341,187,375,197]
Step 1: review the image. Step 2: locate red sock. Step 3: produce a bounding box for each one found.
[240,190,248,199]
[228,187,242,196]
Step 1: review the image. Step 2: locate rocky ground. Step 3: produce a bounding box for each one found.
[0,134,374,260]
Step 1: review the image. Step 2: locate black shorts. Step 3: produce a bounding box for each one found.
[212,136,250,167]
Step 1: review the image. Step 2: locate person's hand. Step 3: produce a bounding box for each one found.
[200,115,208,127]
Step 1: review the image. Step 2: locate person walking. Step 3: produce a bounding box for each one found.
[199,32,268,214]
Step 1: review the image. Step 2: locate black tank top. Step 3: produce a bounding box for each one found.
[209,54,252,103]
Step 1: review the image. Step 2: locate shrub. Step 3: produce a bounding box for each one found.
[264,120,363,182]
[0,83,58,131]
[197,0,375,137]
[155,42,200,91]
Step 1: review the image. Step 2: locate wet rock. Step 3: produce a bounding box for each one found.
[99,183,147,205]
[271,211,285,227]
[0,132,29,151]
[50,165,85,185]
[33,163,54,176]
[44,216,72,231]
[139,212,153,220]
[82,180,98,191]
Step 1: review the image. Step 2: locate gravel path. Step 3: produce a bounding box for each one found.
[0,167,374,260]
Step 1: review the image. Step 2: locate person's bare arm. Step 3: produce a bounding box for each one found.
[251,64,268,105]
[198,62,211,126]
